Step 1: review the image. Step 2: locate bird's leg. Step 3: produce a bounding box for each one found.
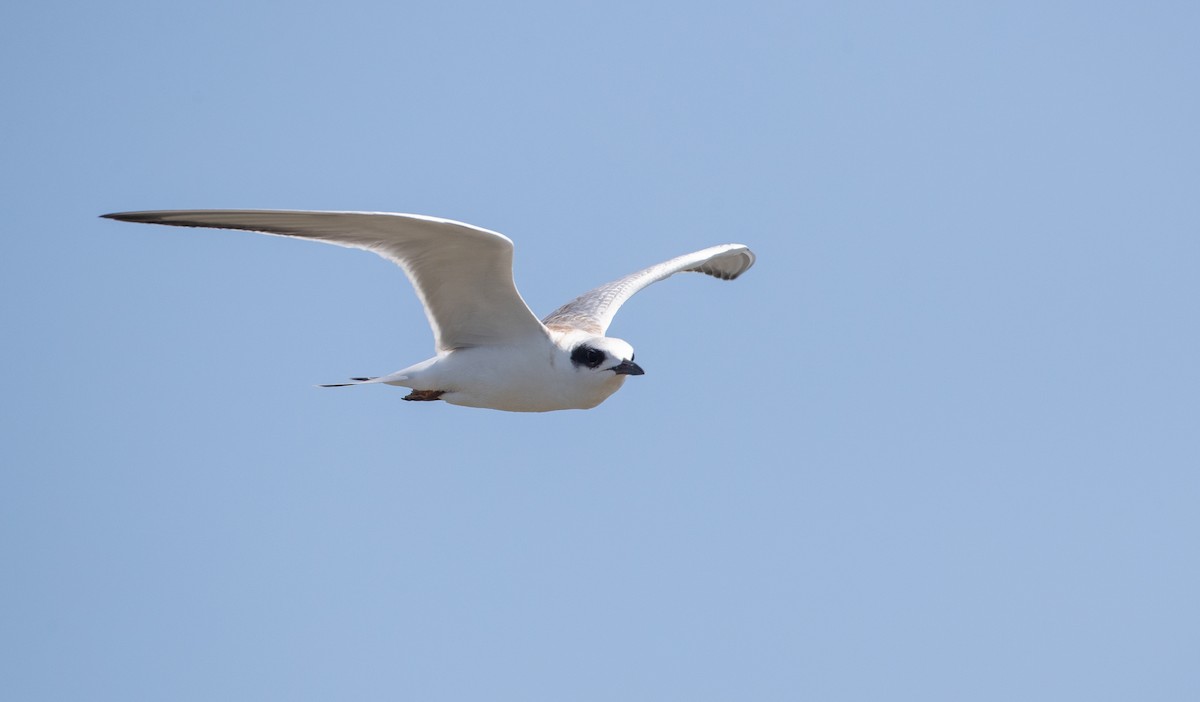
[403,389,446,402]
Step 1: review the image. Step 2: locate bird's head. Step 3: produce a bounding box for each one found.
[569,337,644,379]
[545,329,646,407]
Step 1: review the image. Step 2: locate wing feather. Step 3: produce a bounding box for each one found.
[102,210,549,352]
[542,244,755,335]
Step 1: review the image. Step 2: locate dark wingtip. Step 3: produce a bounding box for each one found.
[101,211,158,223]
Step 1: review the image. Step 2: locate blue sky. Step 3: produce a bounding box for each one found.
[2,1,1198,700]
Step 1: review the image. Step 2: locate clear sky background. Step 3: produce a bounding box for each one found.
[2,1,1198,700]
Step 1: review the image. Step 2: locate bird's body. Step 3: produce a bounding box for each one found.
[102,210,754,412]
[373,330,632,412]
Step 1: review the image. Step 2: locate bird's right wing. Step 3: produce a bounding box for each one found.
[102,210,550,352]
[541,244,755,335]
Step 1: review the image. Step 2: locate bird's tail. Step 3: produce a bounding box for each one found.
[318,374,408,388]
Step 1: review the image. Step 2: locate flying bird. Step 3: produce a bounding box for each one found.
[102,210,755,412]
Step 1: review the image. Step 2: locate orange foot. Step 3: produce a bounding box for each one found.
[403,389,446,402]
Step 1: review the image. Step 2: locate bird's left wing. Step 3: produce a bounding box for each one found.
[541,244,755,335]
[102,210,550,352]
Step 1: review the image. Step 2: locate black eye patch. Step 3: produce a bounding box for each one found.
[571,345,606,369]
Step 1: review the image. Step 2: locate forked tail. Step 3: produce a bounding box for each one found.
[318,376,375,388]
[318,375,408,388]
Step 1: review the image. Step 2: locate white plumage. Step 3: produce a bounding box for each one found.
[103,210,755,412]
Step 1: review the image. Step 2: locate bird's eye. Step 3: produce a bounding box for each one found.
[572,345,606,369]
